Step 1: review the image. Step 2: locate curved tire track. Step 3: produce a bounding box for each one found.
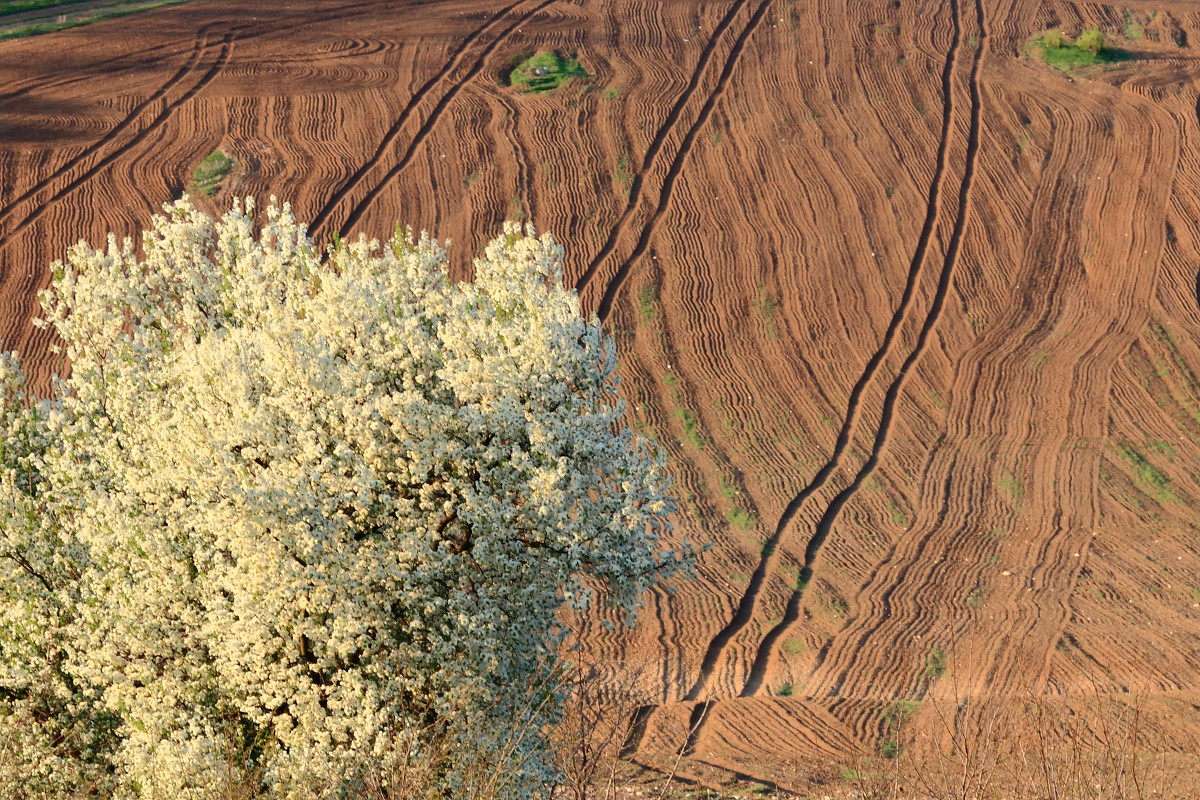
[0,29,238,247]
[741,0,987,698]
[317,0,557,242]
[679,0,970,706]
[593,0,774,324]
[572,0,750,298]
[0,23,223,232]
[306,0,526,238]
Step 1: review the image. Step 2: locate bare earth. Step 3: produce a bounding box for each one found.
[3,0,1200,794]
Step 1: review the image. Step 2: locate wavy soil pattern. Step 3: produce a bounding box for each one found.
[4,0,1200,793]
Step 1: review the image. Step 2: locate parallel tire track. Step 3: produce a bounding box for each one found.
[0,0,401,249]
[0,31,238,247]
[306,1,526,238]
[679,0,967,705]
[741,0,986,698]
[0,24,221,232]
[594,0,774,323]
[321,0,558,241]
[572,0,749,297]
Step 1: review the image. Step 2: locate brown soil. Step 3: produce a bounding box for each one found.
[4,0,1200,794]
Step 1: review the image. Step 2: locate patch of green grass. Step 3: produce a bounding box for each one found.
[1146,439,1176,461]
[612,152,633,194]
[782,638,804,656]
[924,644,947,682]
[1,0,91,15]
[1028,30,1127,73]
[725,506,756,531]
[1116,441,1178,503]
[602,85,620,99]
[1123,11,1144,41]
[718,476,736,500]
[777,682,794,697]
[999,471,1023,502]
[638,283,656,322]
[883,699,920,725]
[674,407,706,450]
[0,0,191,39]
[190,148,233,196]
[506,50,588,93]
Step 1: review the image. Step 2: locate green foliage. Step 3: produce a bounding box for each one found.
[675,406,706,449]
[612,152,633,194]
[777,682,795,697]
[999,471,1023,502]
[507,50,588,93]
[1116,441,1178,503]
[718,476,736,499]
[782,638,805,656]
[638,283,657,322]
[1077,27,1105,54]
[1123,11,1145,40]
[1044,29,1065,48]
[883,699,920,726]
[190,148,233,196]
[0,0,91,15]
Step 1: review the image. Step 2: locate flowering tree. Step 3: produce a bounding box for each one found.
[0,198,683,799]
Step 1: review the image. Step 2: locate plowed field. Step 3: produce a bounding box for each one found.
[4,0,1200,793]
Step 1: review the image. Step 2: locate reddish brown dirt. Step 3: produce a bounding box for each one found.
[4,0,1200,794]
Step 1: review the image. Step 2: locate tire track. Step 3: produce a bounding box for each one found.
[318,0,557,242]
[678,0,969,706]
[740,0,986,699]
[571,0,749,297]
[0,23,221,232]
[0,29,238,247]
[593,0,774,324]
[306,0,526,238]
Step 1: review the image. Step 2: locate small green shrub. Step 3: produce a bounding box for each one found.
[1077,27,1105,54]
[1044,29,1065,48]
[777,683,795,697]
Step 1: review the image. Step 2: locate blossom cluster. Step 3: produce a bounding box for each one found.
[0,198,683,798]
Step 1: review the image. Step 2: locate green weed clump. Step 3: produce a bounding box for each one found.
[507,50,588,93]
[190,148,233,196]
